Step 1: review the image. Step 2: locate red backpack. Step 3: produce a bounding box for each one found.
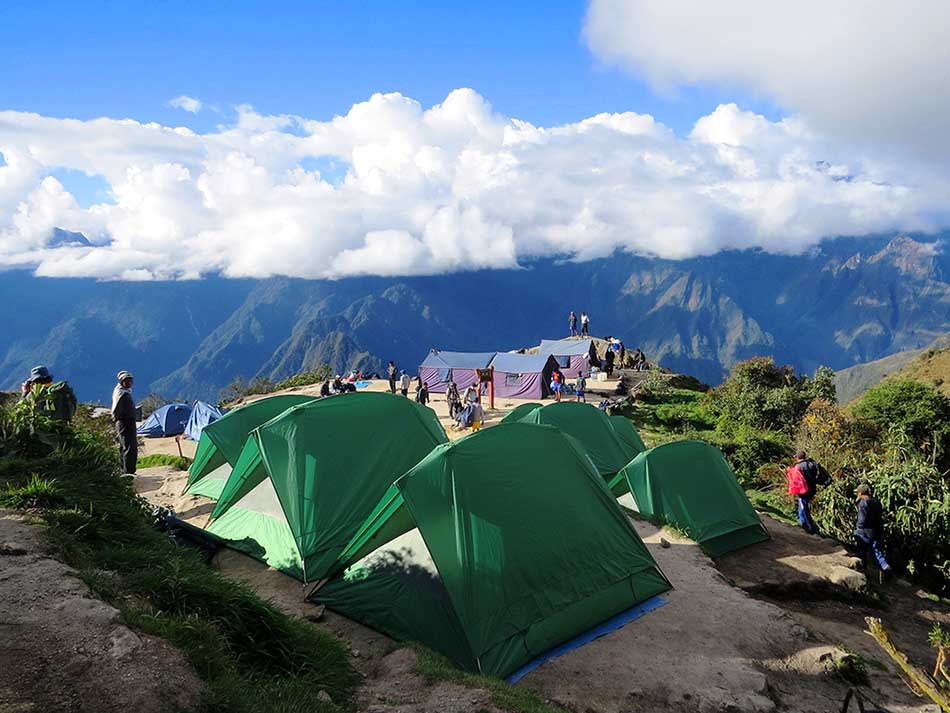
[785,464,809,496]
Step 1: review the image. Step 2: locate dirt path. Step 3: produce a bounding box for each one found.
[0,510,204,713]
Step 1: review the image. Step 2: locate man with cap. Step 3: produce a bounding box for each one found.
[111,371,137,474]
[20,365,77,422]
[855,483,890,577]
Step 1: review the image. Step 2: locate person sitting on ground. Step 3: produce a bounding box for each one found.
[575,372,587,403]
[446,381,461,419]
[550,369,563,402]
[20,365,77,422]
[416,381,430,406]
[854,483,891,577]
[320,379,331,397]
[111,371,137,474]
[785,450,830,535]
[399,370,411,397]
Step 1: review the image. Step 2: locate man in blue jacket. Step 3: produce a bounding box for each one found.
[854,483,890,577]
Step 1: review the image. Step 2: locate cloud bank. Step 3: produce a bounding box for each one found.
[0,88,947,280]
[584,0,950,163]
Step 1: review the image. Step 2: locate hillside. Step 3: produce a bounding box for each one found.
[835,334,950,403]
[1,232,947,402]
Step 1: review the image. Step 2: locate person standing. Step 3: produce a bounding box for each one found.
[580,312,590,336]
[568,310,578,337]
[551,369,563,402]
[854,483,891,577]
[575,372,587,403]
[446,380,461,420]
[785,451,829,535]
[416,382,430,406]
[387,361,398,393]
[604,348,615,378]
[111,370,137,475]
[399,370,411,397]
[20,365,77,422]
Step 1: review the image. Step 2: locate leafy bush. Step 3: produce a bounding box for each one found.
[137,453,192,470]
[274,365,332,391]
[852,379,950,470]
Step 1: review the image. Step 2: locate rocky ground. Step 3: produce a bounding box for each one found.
[0,510,205,713]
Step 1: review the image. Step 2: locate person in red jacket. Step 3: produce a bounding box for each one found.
[785,450,829,535]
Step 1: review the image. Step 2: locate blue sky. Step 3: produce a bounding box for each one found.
[1,1,780,136]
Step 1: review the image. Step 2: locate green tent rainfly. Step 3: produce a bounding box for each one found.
[206,392,448,581]
[186,394,317,499]
[509,402,644,477]
[314,423,670,678]
[608,440,770,556]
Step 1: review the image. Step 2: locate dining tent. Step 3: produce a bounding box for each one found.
[418,350,496,393]
[537,338,599,378]
[315,423,670,677]
[205,392,448,581]
[607,440,770,556]
[489,352,559,400]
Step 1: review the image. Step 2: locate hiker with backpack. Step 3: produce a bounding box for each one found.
[854,483,891,578]
[20,365,77,422]
[785,450,831,535]
[111,370,138,475]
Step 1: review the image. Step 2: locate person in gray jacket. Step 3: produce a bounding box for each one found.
[111,370,137,474]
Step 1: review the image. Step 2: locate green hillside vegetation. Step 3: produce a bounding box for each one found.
[625,357,950,594]
[834,335,950,404]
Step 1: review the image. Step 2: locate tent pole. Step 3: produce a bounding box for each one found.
[489,367,495,410]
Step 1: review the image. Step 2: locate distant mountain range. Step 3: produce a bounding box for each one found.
[1,233,947,403]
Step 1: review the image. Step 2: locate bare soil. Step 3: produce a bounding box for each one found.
[0,510,205,713]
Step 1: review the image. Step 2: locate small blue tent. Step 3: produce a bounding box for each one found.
[184,401,225,441]
[137,403,192,437]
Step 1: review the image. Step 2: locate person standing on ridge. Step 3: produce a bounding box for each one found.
[399,370,411,397]
[20,365,77,422]
[785,450,830,535]
[580,311,590,336]
[111,370,137,475]
[387,361,398,393]
[569,310,578,337]
[854,483,891,578]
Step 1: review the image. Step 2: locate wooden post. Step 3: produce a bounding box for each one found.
[175,434,184,459]
[489,367,495,410]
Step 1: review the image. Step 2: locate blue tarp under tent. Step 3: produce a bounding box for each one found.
[184,401,226,441]
[138,403,192,437]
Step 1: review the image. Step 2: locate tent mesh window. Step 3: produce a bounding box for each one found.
[505,372,522,386]
[556,355,571,368]
[438,368,453,383]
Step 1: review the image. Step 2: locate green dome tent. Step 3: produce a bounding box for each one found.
[499,402,542,423]
[609,415,646,454]
[509,402,643,478]
[186,394,317,500]
[315,423,670,678]
[607,440,770,557]
[205,392,448,581]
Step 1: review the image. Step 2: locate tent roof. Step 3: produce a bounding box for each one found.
[187,394,316,488]
[316,422,669,677]
[512,402,636,477]
[538,338,595,356]
[489,352,556,373]
[207,392,448,581]
[610,440,769,556]
[420,350,496,369]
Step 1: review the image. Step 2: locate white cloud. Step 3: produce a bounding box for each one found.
[0,88,947,280]
[168,95,203,113]
[584,0,950,163]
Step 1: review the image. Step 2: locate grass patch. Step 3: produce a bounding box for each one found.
[413,646,566,713]
[137,453,192,470]
[746,488,797,525]
[0,404,357,713]
[0,472,60,508]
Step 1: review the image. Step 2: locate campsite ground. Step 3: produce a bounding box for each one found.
[134,378,950,713]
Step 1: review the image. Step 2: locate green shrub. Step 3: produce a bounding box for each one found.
[275,366,332,391]
[137,453,192,470]
[0,472,60,508]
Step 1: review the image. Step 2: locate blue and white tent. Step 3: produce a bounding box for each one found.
[137,403,192,438]
[183,400,225,441]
